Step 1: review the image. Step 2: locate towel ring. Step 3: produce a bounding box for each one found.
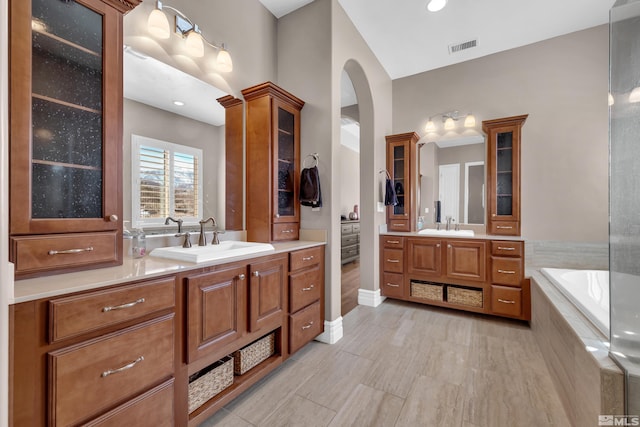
[379,169,391,179]
[303,153,319,168]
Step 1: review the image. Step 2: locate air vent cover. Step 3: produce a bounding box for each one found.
[448,39,478,54]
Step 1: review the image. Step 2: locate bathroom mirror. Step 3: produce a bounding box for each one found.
[419,136,486,226]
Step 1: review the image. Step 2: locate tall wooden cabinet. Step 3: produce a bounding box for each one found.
[9,0,140,278]
[385,132,420,232]
[483,115,528,236]
[242,82,305,243]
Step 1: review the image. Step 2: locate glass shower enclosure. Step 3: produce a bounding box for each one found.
[610,0,640,415]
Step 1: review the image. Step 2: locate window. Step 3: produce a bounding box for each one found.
[131,134,203,228]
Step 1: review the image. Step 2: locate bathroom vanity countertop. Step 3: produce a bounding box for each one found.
[380,231,526,241]
[11,240,325,304]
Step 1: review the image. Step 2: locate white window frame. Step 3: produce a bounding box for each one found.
[131,134,203,229]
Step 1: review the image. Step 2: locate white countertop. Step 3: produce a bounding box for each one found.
[12,240,325,304]
[380,231,526,241]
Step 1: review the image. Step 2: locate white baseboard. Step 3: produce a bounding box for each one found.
[358,288,386,307]
[315,317,343,344]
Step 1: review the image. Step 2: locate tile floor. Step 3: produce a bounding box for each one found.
[201,300,570,427]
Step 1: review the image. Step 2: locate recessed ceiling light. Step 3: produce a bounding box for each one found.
[173,100,185,106]
[426,0,447,12]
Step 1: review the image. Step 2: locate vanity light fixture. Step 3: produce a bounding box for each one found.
[608,93,615,106]
[629,86,640,103]
[427,0,448,12]
[147,0,233,71]
[425,110,476,133]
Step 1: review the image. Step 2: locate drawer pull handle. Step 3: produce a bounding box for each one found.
[497,247,516,251]
[497,298,516,304]
[102,298,145,313]
[48,247,94,255]
[498,269,516,274]
[302,255,314,261]
[386,240,400,244]
[386,259,400,263]
[101,356,144,378]
[392,223,404,226]
[302,284,315,291]
[282,229,294,234]
[386,283,400,287]
[302,321,314,330]
[496,226,513,229]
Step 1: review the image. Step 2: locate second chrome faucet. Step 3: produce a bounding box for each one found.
[199,217,222,246]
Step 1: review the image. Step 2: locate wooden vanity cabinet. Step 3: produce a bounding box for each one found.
[483,115,528,236]
[385,133,420,232]
[249,255,288,333]
[379,236,405,298]
[489,240,530,320]
[9,0,140,278]
[242,82,305,243]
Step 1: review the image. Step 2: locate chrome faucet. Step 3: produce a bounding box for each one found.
[199,217,217,246]
[446,216,454,231]
[164,216,183,234]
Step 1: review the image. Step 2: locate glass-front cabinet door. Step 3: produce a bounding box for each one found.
[385,132,419,232]
[273,101,299,223]
[9,0,130,277]
[483,115,527,236]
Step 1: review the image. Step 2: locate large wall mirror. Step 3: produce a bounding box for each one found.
[419,135,485,227]
[122,4,233,231]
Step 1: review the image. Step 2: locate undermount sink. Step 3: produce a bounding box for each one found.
[149,241,275,263]
[417,228,475,237]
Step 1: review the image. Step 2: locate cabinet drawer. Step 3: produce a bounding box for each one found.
[388,219,410,232]
[341,246,359,259]
[382,248,404,273]
[290,264,322,313]
[491,240,524,257]
[488,221,520,236]
[352,223,360,233]
[289,301,322,354]
[49,315,174,427]
[491,257,523,286]
[341,234,359,246]
[491,285,522,317]
[290,246,323,271]
[84,379,174,427]
[381,236,404,249]
[11,232,118,276]
[341,224,353,234]
[381,272,404,298]
[272,223,299,241]
[49,277,175,343]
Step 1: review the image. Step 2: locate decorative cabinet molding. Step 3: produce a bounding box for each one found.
[483,115,528,236]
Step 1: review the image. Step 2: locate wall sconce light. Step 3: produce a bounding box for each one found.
[629,86,640,103]
[147,0,233,72]
[425,110,476,133]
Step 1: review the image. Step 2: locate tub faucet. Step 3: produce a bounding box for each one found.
[199,217,217,246]
[164,217,183,234]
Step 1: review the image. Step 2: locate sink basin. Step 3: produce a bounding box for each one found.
[417,229,475,237]
[149,241,275,263]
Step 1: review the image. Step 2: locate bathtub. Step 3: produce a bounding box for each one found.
[541,268,609,336]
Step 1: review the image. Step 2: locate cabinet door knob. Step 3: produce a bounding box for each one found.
[448,244,452,248]
[109,214,118,222]
[436,244,440,248]
[275,214,280,218]
[238,274,246,280]
[253,271,259,277]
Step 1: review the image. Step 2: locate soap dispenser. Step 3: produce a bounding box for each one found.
[131,228,146,258]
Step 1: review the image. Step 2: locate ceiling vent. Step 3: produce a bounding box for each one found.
[448,39,478,54]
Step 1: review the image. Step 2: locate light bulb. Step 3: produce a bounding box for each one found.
[464,113,476,128]
[427,0,447,12]
[629,87,640,103]
[216,48,233,72]
[185,30,204,57]
[444,117,455,130]
[147,8,170,39]
[425,119,436,133]
[608,93,614,106]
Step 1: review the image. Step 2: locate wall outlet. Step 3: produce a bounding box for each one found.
[424,207,429,213]
[377,202,385,212]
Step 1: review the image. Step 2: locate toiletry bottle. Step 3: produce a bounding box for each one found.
[417,216,424,230]
[132,228,146,258]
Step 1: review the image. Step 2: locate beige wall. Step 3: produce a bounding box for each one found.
[393,25,609,243]
[123,99,225,227]
[339,145,360,217]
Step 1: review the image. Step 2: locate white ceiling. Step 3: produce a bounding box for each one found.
[261,0,615,79]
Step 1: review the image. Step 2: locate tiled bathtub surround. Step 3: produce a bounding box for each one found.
[525,240,609,270]
[530,269,624,427]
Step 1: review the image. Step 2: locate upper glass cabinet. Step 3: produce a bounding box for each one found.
[386,132,420,232]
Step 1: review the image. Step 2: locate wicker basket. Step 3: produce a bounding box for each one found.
[233,333,275,375]
[447,286,483,308]
[188,355,233,414]
[410,281,444,301]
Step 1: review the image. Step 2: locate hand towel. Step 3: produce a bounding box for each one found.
[300,166,322,208]
[384,178,398,206]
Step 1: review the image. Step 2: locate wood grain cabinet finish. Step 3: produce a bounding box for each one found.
[249,255,288,333]
[385,133,420,232]
[217,96,244,231]
[289,264,322,313]
[446,240,486,283]
[491,257,523,286]
[242,82,305,243]
[289,301,322,354]
[483,115,528,236]
[186,266,247,363]
[491,285,522,317]
[380,236,406,297]
[49,276,175,343]
[49,314,174,426]
[9,0,139,278]
[406,238,442,278]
